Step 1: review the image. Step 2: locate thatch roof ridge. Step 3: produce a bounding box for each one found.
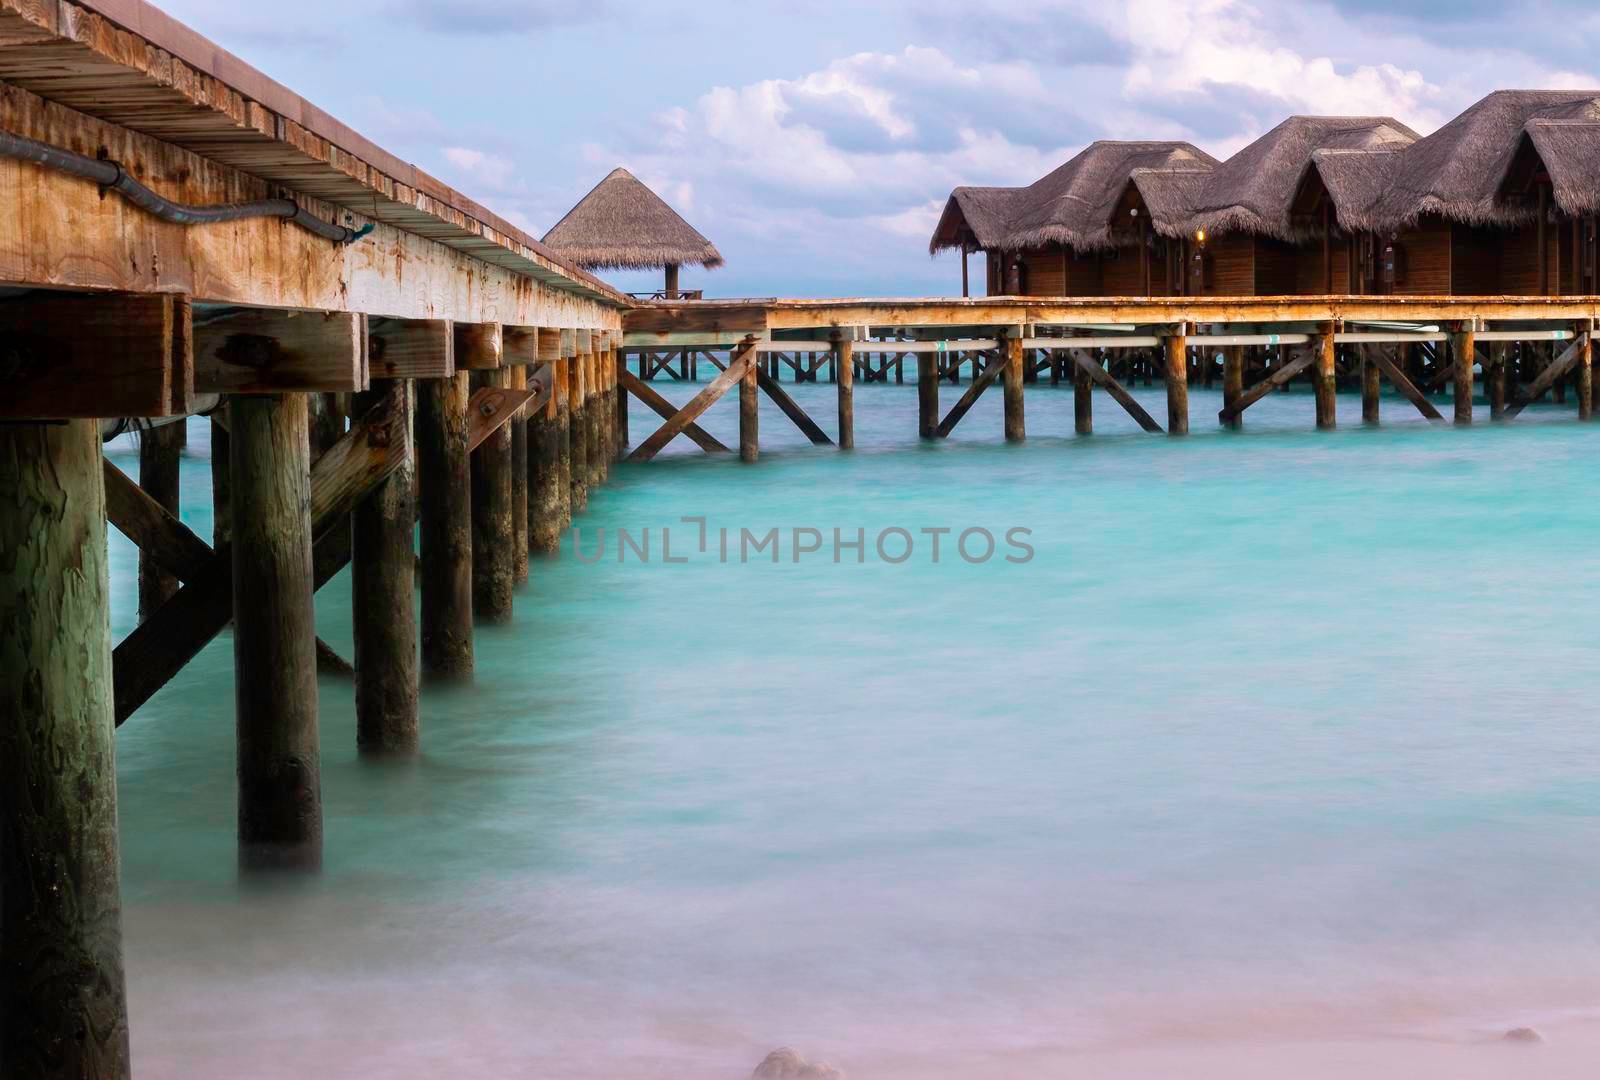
[1184,115,1418,241]
[1001,140,1218,252]
[1514,119,1600,219]
[1303,147,1407,233]
[1126,168,1213,237]
[929,185,1023,254]
[542,166,723,271]
[1370,89,1600,232]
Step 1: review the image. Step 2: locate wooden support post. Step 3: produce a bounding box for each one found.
[229,394,321,871]
[1222,345,1244,430]
[470,368,515,623]
[210,414,232,546]
[834,332,854,449]
[417,373,473,678]
[740,339,760,463]
[1074,353,1092,435]
[569,341,588,511]
[195,309,363,393]
[1314,324,1337,430]
[1,419,131,1078]
[1003,333,1025,442]
[615,349,631,452]
[1368,348,1446,423]
[918,348,939,438]
[1578,328,1594,421]
[351,380,419,756]
[1450,326,1475,425]
[1489,343,1508,419]
[138,419,185,621]
[554,354,574,527]
[585,347,604,490]
[1219,347,1318,424]
[618,369,729,452]
[629,345,759,463]
[509,366,530,585]
[1361,345,1381,424]
[528,360,565,555]
[1164,331,1189,436]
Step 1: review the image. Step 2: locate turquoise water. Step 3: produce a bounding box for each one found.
[110,381,1600,1077]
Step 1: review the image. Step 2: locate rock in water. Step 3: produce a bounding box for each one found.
[751,1047,845,1079]
[1503,1027,1543,1043]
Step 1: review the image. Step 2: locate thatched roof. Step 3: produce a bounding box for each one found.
[1503,119,1600,219]
[1001,141,1217,252]
[1299,148,1407,233]
[1184,116,1418,241]
[929,186,1023,253]
[1369,90,1600,232]
[1125,168,1214,237]
[542,167,723,270]
[928,142,1213,254]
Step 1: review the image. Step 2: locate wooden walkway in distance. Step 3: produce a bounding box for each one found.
[619,295,1599,452]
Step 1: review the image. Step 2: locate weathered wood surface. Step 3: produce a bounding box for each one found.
[1,419,131,1079]
[466,385,542,453]
[1222,345,1244,430]
[1450,328,1476,425]
[368,318,455,381]
[1313,329,1336,430]
[834,335,854,449]
[1360,345,1381,424]
[416,372,474,678]
[1164,335,1188,436]
[935,350,1007,438]
[617,369,729,452]
[510,366,530,586]
[628,343,758,463]
[1505,337,1584,418]
[1217,347,1317,424]
[740,346,760,463]
[756,367,833,445]
[470,369,515,623]
[456,322,504,370]
[568,346,589,509]
[529,359,567,555]
[194,309,363,393]
[1368,347,1446,422]
[229,393,321,871]
[918,351,939,439]
[350,380,418,756]
[1067,349,1164,433]
[1073,353,1092,434]
[0,291,191,418]
[1003,335,1025,441]
[112,386,411,723]
[137,420,184,620]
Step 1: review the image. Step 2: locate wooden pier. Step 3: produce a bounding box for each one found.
[620,296,1598,451]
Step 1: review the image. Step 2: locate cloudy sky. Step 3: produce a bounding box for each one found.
[159,0,1598,297]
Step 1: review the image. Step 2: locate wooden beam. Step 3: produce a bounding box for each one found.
[466,384,542,453]
[1367,346,1446,422]
[367,317,454,380]
[1067,349,1164,433]
[1222,345,1244,430]
[537,328,563,363]
[935,349,1008,437]
[757,367,833,446]
[618,368,729,453]
[503,325,539,366]
[112,387,411,725]
[194,307,363,393]
[1217,347,1318,424]
[455,322,504,370]
[0,291,191,418]
[1314,326,1336,430]
[1505,336,1585,418]
[627,345,757,462]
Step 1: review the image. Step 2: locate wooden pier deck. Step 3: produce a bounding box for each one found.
[621,295,1599,449]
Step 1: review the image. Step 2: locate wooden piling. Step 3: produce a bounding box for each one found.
[417,373,474,678]
[138,418,184,621]
[918,348,939,439]
[509,366,530,585]
[1074,354,1093,435]
[470,367,515,623]
[1361,345,1381,424]
[554,353,574,526]
[528,356,565,555]
[1488,343,1508,419]
[1,419,131,1078]
[1314,325,1337,430]
[569,341,588,511]
[1450,326,1475,425]
[833,332,854,449]
[350,380,419,756]
[615,348,631,452]
[1222,345,1244,430]
[229,393,321,870]
[584,346,604,491]
[1578,327,1594,421]
[1003,333,1025,442]
[1164,332,1188,436]
[740,339,760,462]
[210,414,232,547]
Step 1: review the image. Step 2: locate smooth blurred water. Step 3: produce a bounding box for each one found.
[110,380,1600,1077]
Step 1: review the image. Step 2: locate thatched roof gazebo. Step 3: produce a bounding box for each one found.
[542,167,722,298]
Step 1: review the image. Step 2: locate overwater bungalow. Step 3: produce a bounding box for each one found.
[1347,90,1600,296]
[543,166,722,299]
[1179,116,1418,296]
[928,141,1216,296]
